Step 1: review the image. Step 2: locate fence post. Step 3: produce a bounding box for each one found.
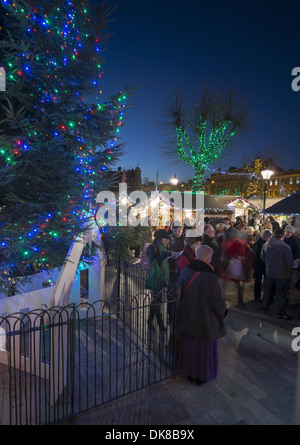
[116,257,121,314]
[69,303,76,421]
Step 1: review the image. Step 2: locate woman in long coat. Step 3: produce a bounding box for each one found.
[177,245,227,385]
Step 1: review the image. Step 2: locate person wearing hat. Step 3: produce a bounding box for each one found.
[176,236,204,281]
[234,216,243,229]
[284,225,300,260]
[147,229,171,264]
[146,229,172,331]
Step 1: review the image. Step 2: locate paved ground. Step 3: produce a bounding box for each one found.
[58,280,300,426]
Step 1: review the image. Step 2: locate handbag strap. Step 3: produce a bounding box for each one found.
[184,271,201,296]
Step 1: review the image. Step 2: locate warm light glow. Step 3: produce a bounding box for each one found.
[170,174,179,186]
[261,170,273,180]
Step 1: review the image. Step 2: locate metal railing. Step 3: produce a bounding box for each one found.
[0,259,179,425]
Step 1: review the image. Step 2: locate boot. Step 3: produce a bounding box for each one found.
[238,283,245,308]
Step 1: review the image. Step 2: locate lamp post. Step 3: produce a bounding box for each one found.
[261,169,273,213]
[170,174,179,189]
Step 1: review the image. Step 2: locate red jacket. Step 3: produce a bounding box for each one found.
[219,238,253,282]
[177,245,196,279]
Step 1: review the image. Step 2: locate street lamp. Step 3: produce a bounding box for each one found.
[170,174,179,187]
[261,169,273,213]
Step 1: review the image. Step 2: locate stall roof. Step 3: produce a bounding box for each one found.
[146,192,234,211]
[225,196,261,211]
[264,191,300,215]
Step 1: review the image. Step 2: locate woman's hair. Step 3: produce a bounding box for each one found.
[216,223,225,232]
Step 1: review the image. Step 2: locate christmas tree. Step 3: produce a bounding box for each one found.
[245,157,264,197]
[0,0,129,295]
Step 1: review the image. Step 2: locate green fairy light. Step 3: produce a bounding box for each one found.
[0,0,130,295]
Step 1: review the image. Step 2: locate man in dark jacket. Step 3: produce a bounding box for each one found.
[267,216,280,232]
[253,229,272,301]
[202,224,221,275]
[168,222,185,253]
[284,225,300,260]
[261,228,294,319]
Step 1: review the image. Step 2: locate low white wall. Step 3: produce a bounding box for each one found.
[0,256,104,317]
[0,286,54,317]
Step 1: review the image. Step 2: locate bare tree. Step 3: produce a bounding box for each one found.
[163,85,248,191]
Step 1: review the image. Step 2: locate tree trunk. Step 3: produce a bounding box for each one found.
[191,167,206,192]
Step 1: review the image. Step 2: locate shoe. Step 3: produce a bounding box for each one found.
[187,376,205,386]
[196,379,206,386]
[275,313,292,320]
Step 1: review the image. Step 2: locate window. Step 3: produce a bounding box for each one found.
[290,178,294,184]
[269,180,273,186]
[283,178,287,185]
[269,190,272,197]
[275,179,278,185]
[274,190,278,196]
[297,177,300,184]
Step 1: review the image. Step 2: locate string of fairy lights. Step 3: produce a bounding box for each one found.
[0,0,127,283]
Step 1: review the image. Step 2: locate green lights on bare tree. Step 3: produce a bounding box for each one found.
[164,86,248,191]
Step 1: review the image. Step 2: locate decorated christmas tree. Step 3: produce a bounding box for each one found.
[0,0,129,295]
[245,157,264,197]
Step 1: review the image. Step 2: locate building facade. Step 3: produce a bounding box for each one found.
[204,167,250,196]
[205,166,300,198]
[267,169,300,197]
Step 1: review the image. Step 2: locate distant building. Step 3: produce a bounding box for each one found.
[106,164,300,198]
[267,169,300,197]
[204,164,300,198]
[204,166,250,196]
[107,166,142,192]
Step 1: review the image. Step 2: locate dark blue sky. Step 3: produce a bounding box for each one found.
[101,0,300,184]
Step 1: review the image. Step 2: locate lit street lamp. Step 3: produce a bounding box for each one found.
[261,169,273,213]
[170,174,179,187]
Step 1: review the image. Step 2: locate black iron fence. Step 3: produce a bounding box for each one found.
[0,259,179,425]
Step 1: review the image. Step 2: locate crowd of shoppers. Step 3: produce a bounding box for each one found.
[141,215,300,386]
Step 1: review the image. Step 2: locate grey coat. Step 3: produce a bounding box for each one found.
[178,260,227,341]
[261,237,294,280]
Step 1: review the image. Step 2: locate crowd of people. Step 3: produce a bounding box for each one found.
[139,214,300,387]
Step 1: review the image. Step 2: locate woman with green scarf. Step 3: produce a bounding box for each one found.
[146,229,172,331]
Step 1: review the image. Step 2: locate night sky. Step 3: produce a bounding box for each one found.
[100,0,300,184]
